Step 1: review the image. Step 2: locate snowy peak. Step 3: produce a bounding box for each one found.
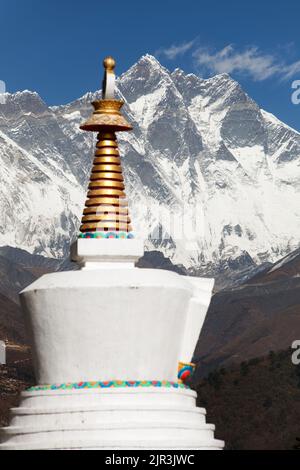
[136,53,164,69]
[126,54,168,75]
[261,109,300,136]
[1,90,48,117]
[0,56,299,270]
[118,54,176,105]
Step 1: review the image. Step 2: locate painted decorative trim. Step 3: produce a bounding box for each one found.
[178,362,196,381]
[79,231,134,239]
[27,380,190,392]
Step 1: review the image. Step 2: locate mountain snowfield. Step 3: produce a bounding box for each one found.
[0,54,299,269]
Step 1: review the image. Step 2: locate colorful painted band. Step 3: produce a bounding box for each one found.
[27,380,190,392]
[78,231,134,239]
[178,362,196,381]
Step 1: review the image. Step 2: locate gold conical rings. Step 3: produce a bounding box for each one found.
[80,131,132,233]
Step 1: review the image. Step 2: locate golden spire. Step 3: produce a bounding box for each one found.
[79,57,133,236]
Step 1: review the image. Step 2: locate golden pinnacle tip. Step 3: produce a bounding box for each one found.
[103,56,116,72]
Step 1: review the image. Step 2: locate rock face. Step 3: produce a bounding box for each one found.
[0,55,299,270]
[195,246,300,375]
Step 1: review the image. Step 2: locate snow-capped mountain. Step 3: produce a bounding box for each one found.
[0,54,299,269]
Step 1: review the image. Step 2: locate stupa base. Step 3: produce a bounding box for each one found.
[0,386,224,450]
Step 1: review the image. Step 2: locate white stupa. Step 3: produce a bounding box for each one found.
[0,57,224,450]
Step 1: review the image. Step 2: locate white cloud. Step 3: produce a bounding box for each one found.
[281,60,300,80]
[192,44,300,82]
[156,40,195,60]
[156,40,300,82]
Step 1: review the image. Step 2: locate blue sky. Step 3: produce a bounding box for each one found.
[1,0,300,129]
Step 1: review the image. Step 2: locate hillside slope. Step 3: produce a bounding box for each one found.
[195,247,300,374]
[195,349,300,449]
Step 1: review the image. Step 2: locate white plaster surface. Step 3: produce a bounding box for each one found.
[0,388,224,450]
[20,268,193,384]
[71,239,144,267]
[1,238,224,449]
[0,340,5,365]
[180,277,214,362]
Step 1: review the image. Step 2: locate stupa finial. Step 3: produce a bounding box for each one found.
[103,56,116,72]
[78,56,133,237]
[80,57,132,132]
[102,56,116,99]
